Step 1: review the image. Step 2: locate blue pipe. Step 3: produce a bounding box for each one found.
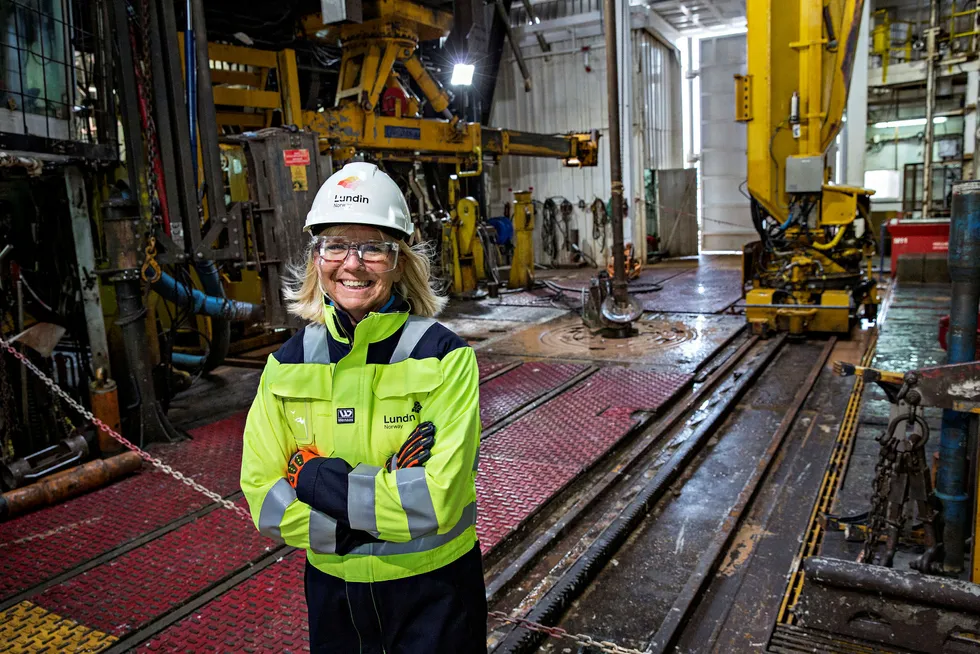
[152,270,263,322]
[193,260,233,372]
[938,180,980,572]
[170,351,207,370]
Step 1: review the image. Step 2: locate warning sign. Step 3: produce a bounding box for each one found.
[290,165,308,191]
[283,149,311,166]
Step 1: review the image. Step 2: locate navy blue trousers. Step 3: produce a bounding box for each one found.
[305,544,488,653]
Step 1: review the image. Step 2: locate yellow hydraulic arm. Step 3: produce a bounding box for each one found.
[738,0,868,222]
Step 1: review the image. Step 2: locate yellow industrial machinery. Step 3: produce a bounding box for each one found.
[299,0,599,170]
[509,190,535,289]
[738,0,878,336]
[442,175,487,295]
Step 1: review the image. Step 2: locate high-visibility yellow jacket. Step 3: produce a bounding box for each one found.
[240,297,480,583]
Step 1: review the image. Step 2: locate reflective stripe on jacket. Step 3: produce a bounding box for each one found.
[240,298,481,582]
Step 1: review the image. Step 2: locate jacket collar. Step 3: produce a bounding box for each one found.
[321,294,410,344]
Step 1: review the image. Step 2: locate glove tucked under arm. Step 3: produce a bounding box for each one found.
[288,453,381,553]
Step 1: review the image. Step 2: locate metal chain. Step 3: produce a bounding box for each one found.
[130,0,164,256]
[489,611,646,654]
[0,336,251,522]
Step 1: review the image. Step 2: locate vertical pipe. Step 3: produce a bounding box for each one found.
[939,180,980,572]
[604,0,626,305]
[185,0,197,188]
[190,0,223,228]
[108,0,146,202]
[922,0,940,220]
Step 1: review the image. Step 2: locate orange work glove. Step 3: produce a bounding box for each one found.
[286,450,318,488]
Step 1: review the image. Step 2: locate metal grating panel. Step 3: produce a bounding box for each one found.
[477,357,513,380]
[477,367,691,550]
[135,550,310,654]
[0,413,247,602]
[26,498,272,637]
[479,362,588,428]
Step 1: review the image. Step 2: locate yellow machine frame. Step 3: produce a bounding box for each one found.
[738,0,878,336]
[509,190,535,289]
[297,0,598,169]
[442,175,487,295]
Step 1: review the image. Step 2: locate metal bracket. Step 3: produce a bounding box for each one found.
[192,203,246,262]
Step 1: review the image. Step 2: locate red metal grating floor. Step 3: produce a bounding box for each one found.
[136,550,310,654]
[132,367,690,651]
[0,358,526,604]
[477,356,513,380]
[479,362,588,428]
[476,367,691,550]
[30,497,273,637]
[0,413,248,602]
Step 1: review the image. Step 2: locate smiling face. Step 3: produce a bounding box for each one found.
[315,224,403,323]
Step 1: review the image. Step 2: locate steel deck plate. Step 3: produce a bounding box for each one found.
[0,600,118,653]
[640,267,742,314]
[136,550,310,654]
[478,362,587,428]
[22,498,272,639]
[0,413,247,602]
[477,356,512,380]
[483,313,742,372]
[476,367,691,550]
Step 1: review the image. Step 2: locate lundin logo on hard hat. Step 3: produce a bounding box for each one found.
[337,176,361,189]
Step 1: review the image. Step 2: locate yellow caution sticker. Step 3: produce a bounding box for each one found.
[0,601,117,653]
[290,164,308,192]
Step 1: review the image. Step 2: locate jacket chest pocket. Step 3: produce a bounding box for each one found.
[270,364,334,453]
[371,359,442,449]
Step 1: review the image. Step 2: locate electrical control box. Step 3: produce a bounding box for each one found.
[785,156,824,193]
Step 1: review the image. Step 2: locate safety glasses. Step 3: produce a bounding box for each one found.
[313,236,400,272]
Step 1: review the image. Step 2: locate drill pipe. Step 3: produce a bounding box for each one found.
[0,452,142,520]
[939,180,980,572]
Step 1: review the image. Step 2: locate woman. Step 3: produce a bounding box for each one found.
[240,162,486,653]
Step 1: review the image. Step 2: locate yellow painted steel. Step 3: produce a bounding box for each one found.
[509,191,535,289]
[443,177,487,294]
[743,0,867,221]
[0,600,117,653]
[777,330,878,625]
[740,0,877,335]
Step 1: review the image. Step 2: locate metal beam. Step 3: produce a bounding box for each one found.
[514,6,681,48]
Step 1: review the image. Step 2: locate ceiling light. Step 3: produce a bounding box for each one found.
[451,63,475,86]
[873,117,948,129]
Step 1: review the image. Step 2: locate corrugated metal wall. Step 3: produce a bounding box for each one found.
[699,34,752,252]
[490,30,682,265]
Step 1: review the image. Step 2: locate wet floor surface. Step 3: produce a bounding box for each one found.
[823,283,951,565]
[544,342,830,651]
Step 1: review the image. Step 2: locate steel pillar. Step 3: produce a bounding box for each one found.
[922,0,939,220]
[845,0,869,188]
[938,180,980,572]
[604,0,627,307]
[65,167,111,374]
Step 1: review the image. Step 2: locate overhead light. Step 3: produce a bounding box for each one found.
[534,16,540,24]
[873,117,948,128]
[451,63,475,86]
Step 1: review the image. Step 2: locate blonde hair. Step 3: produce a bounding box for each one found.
[283,225,447,322]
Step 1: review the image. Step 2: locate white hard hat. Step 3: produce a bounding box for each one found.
[305,162,413,240]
